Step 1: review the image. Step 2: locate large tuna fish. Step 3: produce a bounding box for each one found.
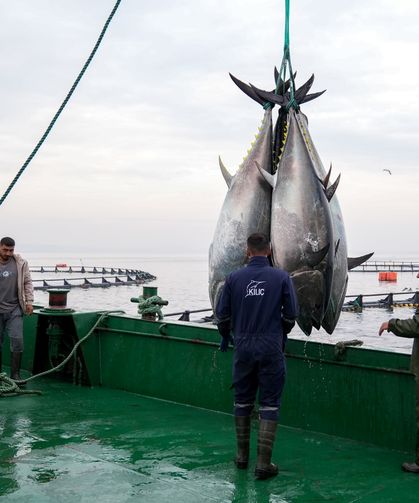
[257,109,334,334]
[213,70,373,332]
[208,108,273,309]
[293,112,373,333]
[306,130,349,334]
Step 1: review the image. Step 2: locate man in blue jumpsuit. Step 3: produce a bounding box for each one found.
[216,233,298,480]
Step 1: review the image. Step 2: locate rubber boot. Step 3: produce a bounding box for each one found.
[401,462,419,474]
[10,351,22,381]
[255,419,279,480]
[234,416,251,469]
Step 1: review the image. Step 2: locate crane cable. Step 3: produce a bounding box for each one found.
[0,0,123,208]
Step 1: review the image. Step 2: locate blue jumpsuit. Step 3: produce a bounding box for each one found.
[216,256,298,421]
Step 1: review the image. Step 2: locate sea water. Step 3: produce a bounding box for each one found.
[26,253,418,355]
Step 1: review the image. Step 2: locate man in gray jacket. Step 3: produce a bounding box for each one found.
[0,236,34,380]
[379,306,419,473]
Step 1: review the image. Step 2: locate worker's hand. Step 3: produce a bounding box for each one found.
[25,304,33,315]
[219,335,234,352]
[379,322,389,335]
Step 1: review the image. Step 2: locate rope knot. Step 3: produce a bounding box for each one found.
[137,295,169,320]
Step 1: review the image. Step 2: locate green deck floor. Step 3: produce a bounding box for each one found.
[1,378,419,503]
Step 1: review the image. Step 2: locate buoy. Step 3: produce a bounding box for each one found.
[378,271,397,281]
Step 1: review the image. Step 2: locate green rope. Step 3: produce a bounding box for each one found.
[275,0,298,111]
[0,309,124,397]
[137,295,168,320]
[284,0,291,50]
[0,0,123,208]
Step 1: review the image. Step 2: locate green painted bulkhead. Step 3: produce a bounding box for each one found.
[16,309,416,453]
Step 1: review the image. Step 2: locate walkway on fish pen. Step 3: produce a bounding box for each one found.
[30,265,148,275]
[343,291,419,311]
[351,261,419,272]
[166,291,419,321]
[32,273,156,291]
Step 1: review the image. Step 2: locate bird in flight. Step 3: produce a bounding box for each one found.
[383,169,392,175]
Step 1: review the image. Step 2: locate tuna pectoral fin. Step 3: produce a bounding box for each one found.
[321,163,332,189]
[218,156,233,188]
[325,174,341,201]
[306,244,330,268]
[347,252,374,271]
[291,270,324,336]
[255,161,277,188]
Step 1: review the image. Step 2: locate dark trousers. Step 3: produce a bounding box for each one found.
[233,347,286,421]
[0,306,24,352]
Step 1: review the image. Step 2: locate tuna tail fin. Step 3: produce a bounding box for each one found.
[218,156,233,188]
[273,67,297,94]
[255,161,277,188]
[251,85,285,107]
[294,74,315,102]
[229,73,266,106]
[347,252,374,271]
[325,174,341,201]
[294,74,326,104]
[300,90,326,104]
[252,73,326,108]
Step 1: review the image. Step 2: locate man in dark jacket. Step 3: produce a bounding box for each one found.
[216,233,298,480]
[379,307,419,473]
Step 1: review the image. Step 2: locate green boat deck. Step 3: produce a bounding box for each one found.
[1,376,418,503]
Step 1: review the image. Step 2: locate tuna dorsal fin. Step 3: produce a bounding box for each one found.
[218,156,233,188]
[307,243,330,268]
[273,68,297,94]
[325,173,341,201]
[255,161,277,188]
[335,239,341,256]
[229,73,265,106]
[347,252,375,271]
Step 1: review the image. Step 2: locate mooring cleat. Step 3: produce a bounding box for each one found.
[255,463,278,480]
[401,462,419,473]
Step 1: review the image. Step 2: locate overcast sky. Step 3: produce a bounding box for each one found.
[0,0,418,257]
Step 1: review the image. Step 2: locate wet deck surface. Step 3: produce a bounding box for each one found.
[1,378,419,502]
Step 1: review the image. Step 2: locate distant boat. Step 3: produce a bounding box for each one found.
[55,263,67,268]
